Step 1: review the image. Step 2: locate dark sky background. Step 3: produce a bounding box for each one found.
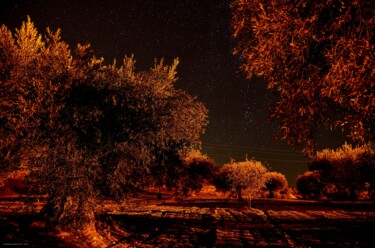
[0,0,345,185]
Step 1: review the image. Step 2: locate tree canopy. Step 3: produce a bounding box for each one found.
[216,159,267,205]
[0,17,208,229]
[231,0,375,155]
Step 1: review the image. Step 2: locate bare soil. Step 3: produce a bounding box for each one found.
[1,192,374,247]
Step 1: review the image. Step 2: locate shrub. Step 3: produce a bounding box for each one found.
[296,171,323,199]
[214,166,231,194]
[264,172,288,198]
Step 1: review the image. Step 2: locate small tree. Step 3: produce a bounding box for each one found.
[264,172,288,198]
[158,149,217,198]
[180,150,217,196]
[220,160,267,207]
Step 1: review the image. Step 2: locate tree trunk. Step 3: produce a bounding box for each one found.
[157,188,162,199]
[269,189,274,198]
[349,187,357,201]
[157,193,162,199]
[43,194,96,231]
[237,188,243,201]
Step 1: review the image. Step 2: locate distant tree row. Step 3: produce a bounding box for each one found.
[296,143,375,200]
[0,18,208,229]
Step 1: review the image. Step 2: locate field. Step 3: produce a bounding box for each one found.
[1,189,375,247]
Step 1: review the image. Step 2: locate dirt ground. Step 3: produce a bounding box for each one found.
[1,192,375,247]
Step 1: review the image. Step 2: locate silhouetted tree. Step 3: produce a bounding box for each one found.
[231,0,375,155]
[0,18,208,229]
[177,150,217,197]
[296,170,323,199]
[264,172,288,198]
[214,165,231,194]
[155,149,217,198]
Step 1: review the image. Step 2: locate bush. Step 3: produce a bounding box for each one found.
[296,170,323,199]
[264,172,288,198]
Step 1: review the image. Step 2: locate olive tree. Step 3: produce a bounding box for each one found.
[219,160,267,207]
[231,0,375,155]
[0,18,208,229]
[306,143,375,200]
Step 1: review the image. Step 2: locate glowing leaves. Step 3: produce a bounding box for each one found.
[120,55,136,82]
[0,17,77,169]
[14,16,44,63]
[145,58,180,97]
[0,25,15,70]
[1,17,208,230]
[219,159,268,205]
[167,58,179,81]
[231,0,375,155]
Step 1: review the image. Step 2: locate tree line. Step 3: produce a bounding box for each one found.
[297,143,375,200]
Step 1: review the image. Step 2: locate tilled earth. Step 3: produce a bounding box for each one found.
[98,199,375,247]
[1,197,375,247]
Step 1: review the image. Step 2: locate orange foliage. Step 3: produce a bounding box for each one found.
[297,143,375,200]
[231,0,375,155]
[216,159,267,205]
[0,17,208,229]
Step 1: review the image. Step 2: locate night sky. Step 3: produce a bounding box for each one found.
[0,0,345,185]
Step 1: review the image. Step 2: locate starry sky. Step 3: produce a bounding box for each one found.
[0,0,345,185]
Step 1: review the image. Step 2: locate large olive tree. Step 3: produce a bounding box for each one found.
[231,0,374,155]
[0,18,208,229]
